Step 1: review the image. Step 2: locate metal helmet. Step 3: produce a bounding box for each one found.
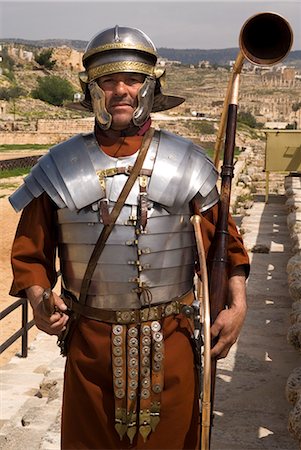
[73,25,185,129]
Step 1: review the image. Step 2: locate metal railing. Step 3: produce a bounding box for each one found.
[0,298,35,358]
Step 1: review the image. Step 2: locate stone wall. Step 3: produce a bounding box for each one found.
[0,118,95,145]
[284,175,301,446]
[0,132,72,145]
[36,118,94,133]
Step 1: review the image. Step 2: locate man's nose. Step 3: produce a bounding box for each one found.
[114,81,127,95]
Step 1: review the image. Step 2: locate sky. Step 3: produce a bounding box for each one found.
[0,0,300,50]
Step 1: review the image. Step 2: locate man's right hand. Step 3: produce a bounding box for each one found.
[25,285,69,336]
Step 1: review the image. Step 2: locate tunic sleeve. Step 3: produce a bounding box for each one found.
[200,202,250,278]
[10,193,58,298]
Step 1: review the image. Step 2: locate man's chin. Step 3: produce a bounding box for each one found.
[111,118,134,131]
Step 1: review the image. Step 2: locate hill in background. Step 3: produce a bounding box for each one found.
[1,38,301,66]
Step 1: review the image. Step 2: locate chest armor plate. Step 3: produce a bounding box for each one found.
[58,202,196,309]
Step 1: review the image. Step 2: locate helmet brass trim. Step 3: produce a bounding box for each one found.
[88,61,155,81]
[83,42,157,61]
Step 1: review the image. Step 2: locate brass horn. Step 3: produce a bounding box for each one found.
[213,11,293,166]
[203,12,293,450]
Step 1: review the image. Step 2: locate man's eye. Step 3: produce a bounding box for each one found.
[127,77,143,85]
[101,79,113,85]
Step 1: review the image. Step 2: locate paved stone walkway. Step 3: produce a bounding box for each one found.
[212,194,299,450]
[0,194,300,450]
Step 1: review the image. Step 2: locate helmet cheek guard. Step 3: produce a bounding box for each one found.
[133,76,156,127]
[88,81,112,130]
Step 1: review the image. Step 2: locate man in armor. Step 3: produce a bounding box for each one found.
[10,26,249,449]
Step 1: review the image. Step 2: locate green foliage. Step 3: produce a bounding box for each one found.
[237,111,264,129]
[0,167,31,179]
[31,76,75,106]
[292,102,301,112]
[34,48,56,69]
[285,122,298,130]
[189,120,216,135]
[0,85,25,101]
[1,47,15,71]
[0,144,51,151]
[237,111,258,128]
[1,47,15,80]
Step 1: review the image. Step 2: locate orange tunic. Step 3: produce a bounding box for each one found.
[10,126,249,449]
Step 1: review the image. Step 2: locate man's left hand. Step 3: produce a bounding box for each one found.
[210,268,247,359]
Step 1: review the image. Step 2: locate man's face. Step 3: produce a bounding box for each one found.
[97,72,145,130]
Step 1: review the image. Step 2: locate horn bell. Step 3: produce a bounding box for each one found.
[239,11,294,66]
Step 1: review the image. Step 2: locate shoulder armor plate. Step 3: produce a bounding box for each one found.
[9,131,160,212]
[148,130,218,211]
[9,133,111,212]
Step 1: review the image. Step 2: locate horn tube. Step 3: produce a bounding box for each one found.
[207,12,293,450]
[213,12,293,167]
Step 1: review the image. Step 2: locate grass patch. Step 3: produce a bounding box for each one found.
[200,143,241,160]
[0,167,30,178]
[0,144,51,152]
[0,181,20,189]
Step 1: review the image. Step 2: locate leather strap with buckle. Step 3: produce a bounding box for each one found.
[63,290,194,324]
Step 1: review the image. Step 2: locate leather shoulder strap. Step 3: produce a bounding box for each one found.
[79,127,155,305]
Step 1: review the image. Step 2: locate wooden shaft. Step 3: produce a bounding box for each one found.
[190,215,211,450]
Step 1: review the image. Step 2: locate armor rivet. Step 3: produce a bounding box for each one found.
[142,325,151,335]
[142,336,151,346]
[114,378,124,388]
[113,367,123,377]
[142,346,151,356]
[115,389,125,399]
[113,336,122,346]
[129,391,136,400]
[151,321,161,332]
[128,327,138,338]
[121,311,131,322]
[141,367,150,377]
[113,356,123,367]
[152,384,162,394]
[113,346,123,356]
[113,325,123,335]
[129,368,138,378]
[153,332,163,342]
[153,362,161,372]
[129,358,138,368]
[154,352,163,362]
[129,379,138,389]
[182,305,194,317]
[129,347,138,357]
[164,304,173,315]
[142,378,150,388]
[154,342,163,351]
[142,356,150,366]
[141,389,150,399]
[129,337,138,347]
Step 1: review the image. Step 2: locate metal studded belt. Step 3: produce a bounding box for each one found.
[63,289,195,442]
[63,290,194,324]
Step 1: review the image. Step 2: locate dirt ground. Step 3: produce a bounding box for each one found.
[0,177,39,366]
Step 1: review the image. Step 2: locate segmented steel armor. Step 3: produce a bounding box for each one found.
[9,130,219,309]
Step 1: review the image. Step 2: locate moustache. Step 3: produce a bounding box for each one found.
[109,98,135,108]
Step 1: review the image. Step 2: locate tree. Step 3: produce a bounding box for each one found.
[34,48,56,70]
[32,76,75,106]
[0,85,25,100]
[191,120,215,135]
[237,111,258,128]
[292,102,301,113]
[1,47,15,80]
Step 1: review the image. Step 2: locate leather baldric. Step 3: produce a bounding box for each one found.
[79,127,155,306]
